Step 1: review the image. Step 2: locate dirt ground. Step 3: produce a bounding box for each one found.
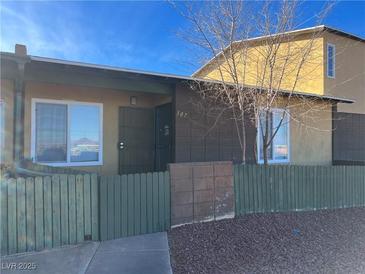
[168,208,365,274]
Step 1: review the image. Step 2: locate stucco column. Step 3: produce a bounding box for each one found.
[13,45,28,163]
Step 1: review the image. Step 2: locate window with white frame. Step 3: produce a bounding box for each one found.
[257,108,290,163]
[32,99,103,166]
[327,43,335,78]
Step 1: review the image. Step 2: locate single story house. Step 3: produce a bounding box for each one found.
[0,45,353,175]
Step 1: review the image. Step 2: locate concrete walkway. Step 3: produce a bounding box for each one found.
[1,232,172,274]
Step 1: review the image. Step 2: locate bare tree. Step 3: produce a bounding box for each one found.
[172,0,334,165]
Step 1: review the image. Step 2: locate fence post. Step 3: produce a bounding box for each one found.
[1,178,8,255]
[92,174,99,241]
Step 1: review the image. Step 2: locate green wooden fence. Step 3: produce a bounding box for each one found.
[1,171,171,256]
[0,174,99,255]
[3,164,365,256]
[234,165,365,215]
[99,171,170,241]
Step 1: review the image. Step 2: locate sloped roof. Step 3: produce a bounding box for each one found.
[0,50,354,104]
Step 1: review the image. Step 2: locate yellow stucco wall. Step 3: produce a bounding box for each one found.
[198,34,325,95]
[0,79,14,164]
[324,33,365,114]
[198,31,364,113]
[260,96,332,165]
[289,100,332,165]
[196,33,332,165]
[23,81,171,175]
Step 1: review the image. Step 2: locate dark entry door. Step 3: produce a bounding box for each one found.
[119,107,155,174]
[155,103,172,171]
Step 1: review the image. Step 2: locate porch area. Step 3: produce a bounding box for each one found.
[1,49,176,175]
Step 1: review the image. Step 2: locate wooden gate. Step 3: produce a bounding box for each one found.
[99,171,170,241]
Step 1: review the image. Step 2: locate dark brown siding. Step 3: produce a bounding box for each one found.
[333,112,365,165]
[174,83,256,164]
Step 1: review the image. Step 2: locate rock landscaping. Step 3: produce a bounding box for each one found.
[168,208,365,274]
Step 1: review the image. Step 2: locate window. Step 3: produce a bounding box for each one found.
[327,43,335,78]
[32,99,103,166]
[257,108,290,163]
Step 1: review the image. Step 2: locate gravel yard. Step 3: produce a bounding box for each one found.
[168,208,365,274]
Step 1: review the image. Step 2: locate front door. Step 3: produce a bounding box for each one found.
[119,107,155,174]
[155,103,172,171]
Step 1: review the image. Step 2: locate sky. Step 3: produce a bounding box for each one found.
[1,1,364,76]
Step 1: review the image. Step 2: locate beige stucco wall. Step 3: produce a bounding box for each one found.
[1,78,333,172]
[324,33,365,114]
[289,100,332,165]
[0,79,14,164]
[23,81,171,175]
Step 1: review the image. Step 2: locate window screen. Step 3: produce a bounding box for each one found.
[35,103,67,162]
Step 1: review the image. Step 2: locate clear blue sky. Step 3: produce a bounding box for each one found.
[1,1,364,76]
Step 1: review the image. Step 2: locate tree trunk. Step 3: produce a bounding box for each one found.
[263,110,270,165]
[241,113,246,164]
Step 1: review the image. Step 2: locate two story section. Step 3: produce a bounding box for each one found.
[194,25,365,114]
[194,25,365,164]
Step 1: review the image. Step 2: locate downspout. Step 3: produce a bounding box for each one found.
[13,44,30,164]
[331,102,337,166]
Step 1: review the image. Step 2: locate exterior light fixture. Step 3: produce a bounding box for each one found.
[130,96,137,105]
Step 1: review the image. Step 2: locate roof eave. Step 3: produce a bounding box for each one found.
[0,51,354,104]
